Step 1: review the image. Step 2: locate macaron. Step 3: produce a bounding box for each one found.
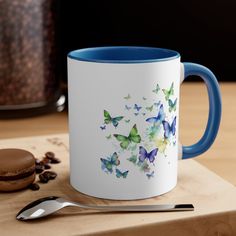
[0,149,36,192]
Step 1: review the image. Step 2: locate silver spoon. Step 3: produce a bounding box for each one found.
[16,196,194,221]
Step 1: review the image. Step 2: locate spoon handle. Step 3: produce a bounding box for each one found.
[79,203,194,212]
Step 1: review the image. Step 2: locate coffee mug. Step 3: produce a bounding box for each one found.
[67,46,221,200]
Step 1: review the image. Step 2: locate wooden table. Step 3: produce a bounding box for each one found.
[0,82,235,235]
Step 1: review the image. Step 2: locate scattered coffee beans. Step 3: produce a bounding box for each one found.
[45,152,61,164]
[31,151,60,188]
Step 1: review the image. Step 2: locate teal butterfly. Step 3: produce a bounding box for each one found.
[116,168,129,178]
[114,124,141,149]
[100,152,120,173]
[104,110,124,128]
[127,155,137,164]
[146,105,153,112]
[168,98,177,112]
[152,83,160,94]
[125,119,130,123]
[124,94,131,100]
[162,82,174,101]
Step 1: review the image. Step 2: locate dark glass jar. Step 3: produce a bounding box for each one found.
[0,0,65,118]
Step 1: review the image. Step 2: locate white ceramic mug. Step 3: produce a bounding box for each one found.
[68,46,221,200]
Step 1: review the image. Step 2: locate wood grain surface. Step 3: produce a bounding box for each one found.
[0,82,235,185]
[0,134,236,236]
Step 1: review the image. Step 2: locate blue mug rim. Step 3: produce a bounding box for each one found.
[68,46,180,64]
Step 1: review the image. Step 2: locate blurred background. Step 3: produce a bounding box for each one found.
[58,0,236,83]
[0,0,235,118]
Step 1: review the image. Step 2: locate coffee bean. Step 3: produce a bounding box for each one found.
[45,152,55,160]
[39,173,49,183]
[29,183,40,191]
[35,164,44,174]
[44,163,51,169]
[43,171,57,180]
[50,157,61,164]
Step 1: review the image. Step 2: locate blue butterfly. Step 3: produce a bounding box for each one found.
[100,152,120,173]
[125,105,132,111]
[146,104,165,124]
[134,104,142,112]
[146,171,154,179]
[139,146,158,163]
[100,125,106,130]
[115,168,129,178]
[162,116,176,139]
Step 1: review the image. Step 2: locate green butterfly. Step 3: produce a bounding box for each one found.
[162,82,174,101]
[124,94,131,100]
[152,83,160,94]
[114,124,141,149]
[104,110,124,128]
[106,134,112,140]
[168,98,177,112]
[146,105,153,112]
[127,155,137,164]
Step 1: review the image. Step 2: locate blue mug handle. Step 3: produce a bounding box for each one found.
[181,63,222,159]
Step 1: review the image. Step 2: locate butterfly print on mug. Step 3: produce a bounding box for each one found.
[104,110,124,128]
[146,171,154,179]
[162,82,174,101]
[162,116,176,139]
[114,124,141,149]
[139,146,158,164]
[99,82,177,180]
[115,168,129,178]
[168,98,177,112]
[146,104,165,125]
[100,152,120,174]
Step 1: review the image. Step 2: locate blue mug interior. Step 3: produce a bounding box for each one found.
[68,46,180,63]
